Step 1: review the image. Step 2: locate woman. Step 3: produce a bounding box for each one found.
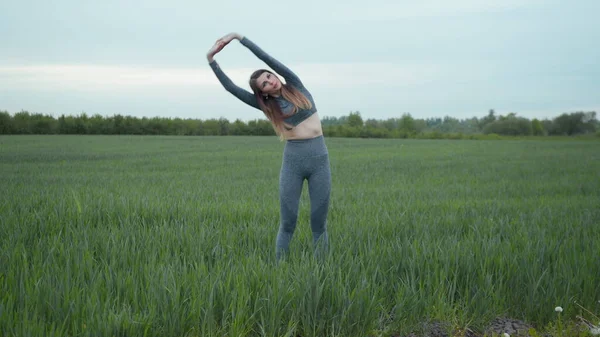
[207,32,331,260]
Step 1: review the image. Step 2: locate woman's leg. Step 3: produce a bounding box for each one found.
[307,153,331,258]
[276,156,304,260]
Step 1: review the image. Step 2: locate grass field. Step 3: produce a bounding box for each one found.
[1,135,599,337]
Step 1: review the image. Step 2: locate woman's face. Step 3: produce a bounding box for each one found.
[255,71,281,95]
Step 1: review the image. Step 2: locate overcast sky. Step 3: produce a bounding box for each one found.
[1,0,598,122]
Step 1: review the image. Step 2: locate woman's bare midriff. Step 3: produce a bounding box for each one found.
[282,112,323,140]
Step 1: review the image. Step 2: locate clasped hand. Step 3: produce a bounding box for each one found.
[207,33,240,60]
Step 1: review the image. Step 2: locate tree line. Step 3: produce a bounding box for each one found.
[1,109,598,139]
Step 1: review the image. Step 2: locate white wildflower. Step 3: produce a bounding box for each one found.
[590,327,600,335]
[503,333,510,337]
[555,306,563,312]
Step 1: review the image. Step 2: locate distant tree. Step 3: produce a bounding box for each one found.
[113,114,125,134]
[124,115,142,134]
[1,108,596,138]
[88,114,107,134]
[30,113,57,134]
[218,117,230,136]
[551,111,597,135]
[203,119,220,135]
[73,113,89,134]
[340,125,361,138]
[382,118,398,131]
[498,112,517,121]
[425,117,443,128]
[463,117,480,133]
[478,109,497,130]
[169,118,185,135]
[428,115,461,133]
[365,118,379,128]
[414,119,427,133]
[540,119,554,135]
[230,119,249,135]
[0,111,13,134]
[147,117,168,135]
[347,111,363,128]
[483,113,532,136]
[399,113,416,133]
[256,119,276,135]
[321,116,343,126]
[12,111,33,134]
[531,118,544,136]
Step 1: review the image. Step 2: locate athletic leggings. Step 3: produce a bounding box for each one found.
[276,135,331,260]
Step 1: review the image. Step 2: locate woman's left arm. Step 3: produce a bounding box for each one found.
[220,33,305,89]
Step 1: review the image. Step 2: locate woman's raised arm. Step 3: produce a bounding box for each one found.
[235,34,305,89]
[207,37,259,110]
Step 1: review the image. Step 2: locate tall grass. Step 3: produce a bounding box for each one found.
[1,135,599,336]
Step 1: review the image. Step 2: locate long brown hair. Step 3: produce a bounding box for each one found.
[249,69,312,137]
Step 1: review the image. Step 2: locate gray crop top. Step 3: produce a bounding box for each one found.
[208,37,317,127]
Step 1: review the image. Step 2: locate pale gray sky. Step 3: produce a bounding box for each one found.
[1,0,598,122]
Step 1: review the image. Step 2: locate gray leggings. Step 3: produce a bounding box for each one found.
[276,135,331,260]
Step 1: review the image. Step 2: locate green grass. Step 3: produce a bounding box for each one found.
[1,135,599,337]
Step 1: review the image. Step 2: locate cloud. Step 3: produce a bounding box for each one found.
[0,65,218,92]
[0,61,455,93]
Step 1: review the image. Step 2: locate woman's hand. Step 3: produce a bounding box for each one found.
[207,40,226,62]
[206,33,243,62]
[218,32,241,45]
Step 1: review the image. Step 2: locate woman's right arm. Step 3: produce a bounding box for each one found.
[207,42,260,110]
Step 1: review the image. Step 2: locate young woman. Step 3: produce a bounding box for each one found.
[206,32,331,260]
